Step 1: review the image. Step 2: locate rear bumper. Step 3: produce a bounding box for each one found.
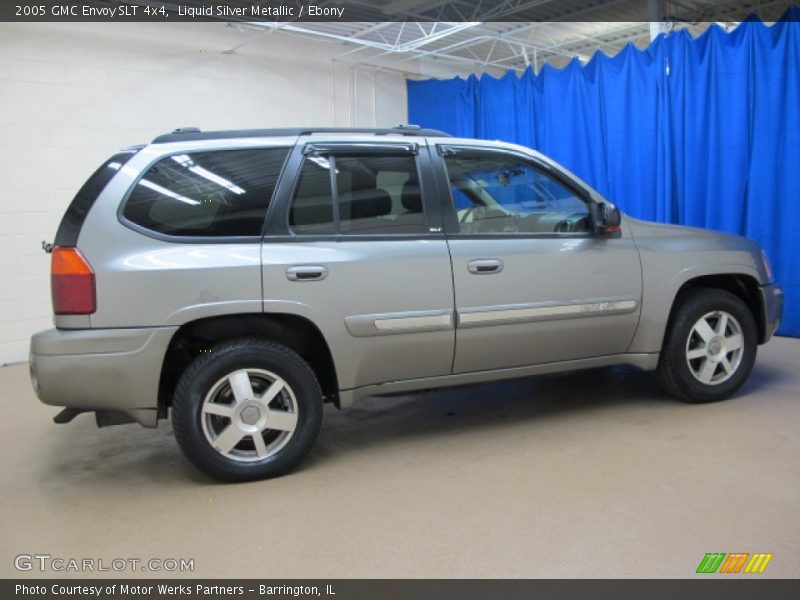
[759,284,783,343]
[29,326,177,427]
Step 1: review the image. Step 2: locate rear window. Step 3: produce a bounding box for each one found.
[122,147,288,237]
[54,147,141,247]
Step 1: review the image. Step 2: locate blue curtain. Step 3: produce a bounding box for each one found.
[408,9,800,337]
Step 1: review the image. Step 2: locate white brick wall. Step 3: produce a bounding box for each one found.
[0,22,408,365]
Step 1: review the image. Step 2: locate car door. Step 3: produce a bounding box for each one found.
[261,137,455,391]
[434,143,642,374]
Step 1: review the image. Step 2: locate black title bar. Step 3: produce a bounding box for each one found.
[5,579,800,600]
[2,0,798,23]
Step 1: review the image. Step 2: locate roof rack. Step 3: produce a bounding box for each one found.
[152,125,450,144]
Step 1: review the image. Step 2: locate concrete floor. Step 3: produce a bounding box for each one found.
[1,338,798,579]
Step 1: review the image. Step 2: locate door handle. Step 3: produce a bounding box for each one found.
[286,265,329,281]
[468,259,504,275]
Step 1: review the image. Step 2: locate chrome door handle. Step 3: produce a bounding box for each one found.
[468,259,504,275]
[286,265,329,281]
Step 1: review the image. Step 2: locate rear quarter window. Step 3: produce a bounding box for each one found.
[122,147,289,237]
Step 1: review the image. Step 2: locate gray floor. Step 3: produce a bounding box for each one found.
[1,338,798,579]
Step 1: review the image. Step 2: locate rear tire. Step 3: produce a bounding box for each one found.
[657,288,757,403]
[172,338,323,482]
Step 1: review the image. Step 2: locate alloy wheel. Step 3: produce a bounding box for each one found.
[685,310,745,386]
[200,368,298,462]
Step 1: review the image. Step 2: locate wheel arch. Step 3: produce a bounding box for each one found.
[665,273,766,346]
[157,313,339,417]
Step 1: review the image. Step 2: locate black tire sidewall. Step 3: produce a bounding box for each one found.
[172,340,323,482]
[662,289,757,403]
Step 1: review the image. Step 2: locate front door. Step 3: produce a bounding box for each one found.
[435,144,642,374]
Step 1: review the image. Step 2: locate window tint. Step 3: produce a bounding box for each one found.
[288,153,425,235]
[123,147,288,237]
[443,149,591,234]
[289,156,335,234]
[336,155,424,234]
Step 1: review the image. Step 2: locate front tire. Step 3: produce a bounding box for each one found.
[657,288,757,403]
[172,338,323,482]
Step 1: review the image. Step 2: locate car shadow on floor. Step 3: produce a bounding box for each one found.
[302,361,788,471]
[38,362,787,486]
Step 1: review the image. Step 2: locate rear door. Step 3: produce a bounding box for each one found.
[434,144,642,374]
[261,137,455,391]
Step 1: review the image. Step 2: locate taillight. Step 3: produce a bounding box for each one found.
[51,247,96,315]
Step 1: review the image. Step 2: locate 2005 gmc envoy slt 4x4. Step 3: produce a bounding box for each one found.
[30,125,783,482]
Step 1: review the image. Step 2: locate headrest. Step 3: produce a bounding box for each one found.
[401,181,422,213]
[349,189,392,220]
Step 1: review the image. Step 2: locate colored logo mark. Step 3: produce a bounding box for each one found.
[696,552,773,574]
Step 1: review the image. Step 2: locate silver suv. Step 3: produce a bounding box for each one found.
[30,126,783,481]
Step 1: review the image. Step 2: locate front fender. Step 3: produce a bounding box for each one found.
[626,218,766,353]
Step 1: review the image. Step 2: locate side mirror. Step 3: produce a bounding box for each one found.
[593,202,621,236]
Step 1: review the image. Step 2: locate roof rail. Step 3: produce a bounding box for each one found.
[151,125,451,144]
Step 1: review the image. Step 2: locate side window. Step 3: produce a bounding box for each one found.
[336,155,424,234]
[288,152,426,235]
[122,147,288,237]
[442,149,591,234]
[290,156,335,234]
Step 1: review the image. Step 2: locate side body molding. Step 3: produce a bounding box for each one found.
[345,310,454,337]
[343,299,638,337]
[458,297,639,328]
